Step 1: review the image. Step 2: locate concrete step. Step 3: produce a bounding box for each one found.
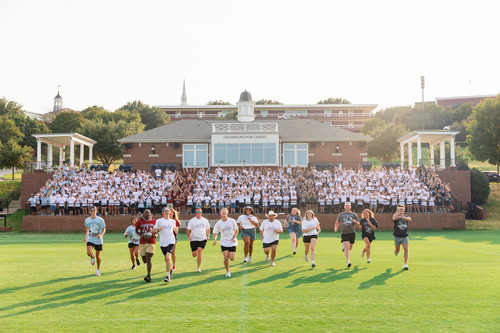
[7,199,21,213]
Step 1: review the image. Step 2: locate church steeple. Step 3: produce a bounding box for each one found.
[53,85,63,112]
[180,79,188,105]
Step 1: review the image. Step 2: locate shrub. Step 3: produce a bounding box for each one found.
[470,168,490,205]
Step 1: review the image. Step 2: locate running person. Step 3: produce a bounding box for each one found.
[392,203,411,270]
[334,201,360,268]
[135,209,157,282]
[302,210,321,268]
[124,216,140,270]
[284,207,302,255]
[259,211,283,267]
[153,207,178,283]
[83,206,106,276]
[186,208,211,272]
[212,208,239,277]
[359,209,378,263]
[237,206,260,263]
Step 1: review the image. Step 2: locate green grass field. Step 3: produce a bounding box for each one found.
[0,231,499,332]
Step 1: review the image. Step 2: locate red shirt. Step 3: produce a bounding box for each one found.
[135,218,157,244]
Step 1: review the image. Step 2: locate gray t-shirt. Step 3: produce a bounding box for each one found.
[336,211,358,234]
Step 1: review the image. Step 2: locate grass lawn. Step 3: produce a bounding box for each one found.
[0,231,499,332]
[0,180,21,198]
[1,171,23,180]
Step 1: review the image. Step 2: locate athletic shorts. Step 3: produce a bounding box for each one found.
[190,240,207,252]
[139,243,155,256]
[394,236,409,246]
[241,228,256,240]
[287,224,302,237]
[341,232,355,244]
[362,234,376,242]
[262,240,279,248]
[303,235,318,243]
[128,243,139,248]
[221,246,236,252]
[161,244,175,255]
[87,242,103,251]
[31,207,37,212]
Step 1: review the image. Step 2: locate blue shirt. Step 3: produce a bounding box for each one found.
[124,225,140,245]
[85,216,106,245]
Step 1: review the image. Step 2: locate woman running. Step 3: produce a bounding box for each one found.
[359,209,378,263]
[284,207,302,255]
[302,210,321,268]
[123,216,140,270]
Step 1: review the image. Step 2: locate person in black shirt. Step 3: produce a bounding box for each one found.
[359,209,378,263]
[392,204,411,270]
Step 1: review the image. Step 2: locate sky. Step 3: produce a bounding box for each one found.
[1,0,499,114]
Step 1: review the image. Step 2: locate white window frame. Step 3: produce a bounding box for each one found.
[183,144,208,168]
[283,143,308,167]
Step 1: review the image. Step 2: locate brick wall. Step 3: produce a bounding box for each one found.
[23,212,465,232]
[308,141,367,169]
[436,169,471,210]
[21,173,54,208]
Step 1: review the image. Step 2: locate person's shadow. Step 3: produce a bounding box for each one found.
[358,268,403,290]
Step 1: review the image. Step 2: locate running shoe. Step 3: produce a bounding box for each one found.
[196,268,201,273]
[172,265,176,271]
[341,244,345,252]
[312,262,316,268]
[361,249,365,258]
[144,276,151,283]
[243,257,248,262]
[347,262,351,268]
[270,261,275,267]
[293,250,296,255]
[403,264,409,270]
[91,257,95,266]
[225,271,231,277]
[248,256,252,262]
[96,269,101,276]
[265,255,269,263]
[136,258,140,266]
[367,259,371,263]
[394,250,398,256]
[164,275,170,283]
[305,255,309,262]
[131,265,136,270]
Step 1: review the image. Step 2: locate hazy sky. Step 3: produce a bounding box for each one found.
[1,0,499,114]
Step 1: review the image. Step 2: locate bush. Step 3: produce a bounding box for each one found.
[470,168,490,205]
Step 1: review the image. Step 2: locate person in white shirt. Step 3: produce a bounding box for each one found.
[153,207,178,283]
[237,206,260,262]
[186,208,211,273]
[212,208,239,277]
[259,211,283,267]
[302,210,321,268]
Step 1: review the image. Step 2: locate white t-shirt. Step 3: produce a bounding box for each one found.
[187,217,210,241]
[154,218,176,247]
[259,219,283,243]
[302,218,319,236]
[213,218,238,247]
[237,214,258,229]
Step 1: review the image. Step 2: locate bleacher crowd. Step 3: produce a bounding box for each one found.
[27,164,454,216]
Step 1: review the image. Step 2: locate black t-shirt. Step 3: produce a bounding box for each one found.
[360,217,378,238]
[393,215,409,238]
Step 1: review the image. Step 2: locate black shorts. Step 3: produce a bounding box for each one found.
[262,240,279,248]
[221,246,236,252]
[31,207,37,212]
[87,242,103,251]
[128,243,139,248]
[161,244,175,255]
[362,234,376,242]
[190,240,207,252]
[341,232,355,244]
[303,235,318,243]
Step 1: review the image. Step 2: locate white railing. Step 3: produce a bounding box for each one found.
[212,122,278,133]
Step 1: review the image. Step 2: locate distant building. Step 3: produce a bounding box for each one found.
[416,94,498,108]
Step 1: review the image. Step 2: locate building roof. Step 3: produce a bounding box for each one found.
[239,90,253,102]
[118,119,372,143]
[397,130,460,145]
[153,103,377,110]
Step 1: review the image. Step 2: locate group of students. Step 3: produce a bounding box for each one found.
[82,203,412,282]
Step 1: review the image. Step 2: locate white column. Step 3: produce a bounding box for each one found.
[47,144,53,168]
[440,140,446,169]
[80,144,84,166]
[36,139,42,169]
[400,144,404,169]
[89,146,93,165]
[417,135,422,166]
[70,139,75,166]
[59,146,64,166]
[450,135,456,167]
[430,144,435,168]
[408,142,413,168]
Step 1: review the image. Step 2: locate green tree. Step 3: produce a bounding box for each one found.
[0,116,24,144]
[78,119,144,165]
[217,111,238,120]
[470,168,490,205]
[49,111,84,133]
[317,97,351,104]
[374,105,412,123]
[466,95,500,173]
[0,139,33,179]
[207,100,232,105]
[0,97,25,117]
[361,119,408,163]
[450,103,473,124]
[255,99,282,105]
[118,101,169,131]
[9,113,51,149]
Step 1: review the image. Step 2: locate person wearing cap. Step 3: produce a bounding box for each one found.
[237,206,260,263]
[83,206,106,276]
[212,208,239,277]
[135,209,157,282]
[186,208,211,273]
[334,201,360,268]
[259,210,283,267]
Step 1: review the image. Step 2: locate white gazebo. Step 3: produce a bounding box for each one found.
[397,130,460,169]
[32,133,97,169]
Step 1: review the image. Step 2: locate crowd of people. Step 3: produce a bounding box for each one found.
[28,163,455,216]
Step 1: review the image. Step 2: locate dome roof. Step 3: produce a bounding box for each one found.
[239,90,253,102]
[55,93,62,99]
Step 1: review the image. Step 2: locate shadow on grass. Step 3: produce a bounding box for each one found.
[358,268,403,290]
[285,265,367,288]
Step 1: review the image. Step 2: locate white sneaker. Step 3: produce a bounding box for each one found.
[305,255,309,262]
[248,256,252,262]
[394,250,398,256]
[403,264,409,270]
[90,257,95,265]
[243,257,248,262]
[270,261,275,267]
[367,259,371,263]
[361,249,365,258]
[341,244,345,252]
[265,255,269,263]
[225,271,231,277]
[96,269,101,276]
[311,261,316,268]
[196,268,201,273]
[347,262,351,268]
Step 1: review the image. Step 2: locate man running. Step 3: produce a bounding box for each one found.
[135,209,157,282]
[153,208,178,283]
[213,208,239,277]
[335,201,360,268]
[83,206,106,276]
[392,204,412,270]
[186,208,211,272]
